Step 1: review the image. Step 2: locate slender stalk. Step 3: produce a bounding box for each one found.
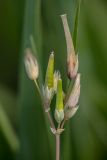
[34,80,56,131]
[61,118,66,129]
[34,80,41,96]
[56,134,60,160]
[57,123,61,129]
[47,111,56,130]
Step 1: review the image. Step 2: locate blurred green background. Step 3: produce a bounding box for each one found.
[0,0,107,159]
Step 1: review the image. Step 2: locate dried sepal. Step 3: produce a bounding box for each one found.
[61,14,78,79]
[68,54,79,79]
[66,73,80,108]
[54,71,60,92]
[24,48,39,80]
[42,85,54,112]
[61,14,75,58]
[50,127,56,135]
[56,128,64,135]
[50,127,64,135]
[65,105,79,120]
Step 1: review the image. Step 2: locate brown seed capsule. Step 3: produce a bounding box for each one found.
[65,106,79,120]
[24,48,39,80]
[61,14,78,79]
[67,54,78,79]
[66,73,80,108]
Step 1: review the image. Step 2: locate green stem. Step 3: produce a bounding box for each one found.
[34,79,41,97]
[34,80,56,130]
[47,111,56,130]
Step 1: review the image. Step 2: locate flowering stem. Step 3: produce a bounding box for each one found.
[34,80,56,131]
[56,134,60,160]
[34,80,41,96]
[47,111,56,130]
[34,80,56,130]
[57,123,60,129]
[61,118,66,129]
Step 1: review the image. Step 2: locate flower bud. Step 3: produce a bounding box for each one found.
[65,106,79,120]
[55,78,64,123]
[24,48,39,80]
[45,52,54,89]
[66,73,80,108]
[61,14,78,79]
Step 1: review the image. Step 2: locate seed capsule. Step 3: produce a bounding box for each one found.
[61,14,78,79]
[24,48,39,80]
[67,54,78,79]
[56,79,63,110]
[54,109,64,124]
[55,78,64,123]
[66,73,80,108]
[65,106,79,120]
[45,52,54,89]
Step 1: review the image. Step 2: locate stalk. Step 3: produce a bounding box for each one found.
[56,134,60,160]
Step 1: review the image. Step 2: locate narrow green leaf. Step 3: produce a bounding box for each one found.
[0,103,20,153]
[73,0,81,52]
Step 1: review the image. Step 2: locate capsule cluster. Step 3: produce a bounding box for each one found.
[24,14,80,129]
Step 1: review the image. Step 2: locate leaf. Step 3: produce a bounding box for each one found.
[73,0,81,52]
[0,103,20,153]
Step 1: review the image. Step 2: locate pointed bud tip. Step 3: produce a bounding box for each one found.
[50,51,54,57]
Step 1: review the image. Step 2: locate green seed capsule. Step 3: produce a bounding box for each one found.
[56,79,63,111]
[54,109,64,124]
[45,52,54,89]
[55,78,64,123]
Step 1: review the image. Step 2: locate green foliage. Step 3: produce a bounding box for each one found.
[0,0,107,160]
